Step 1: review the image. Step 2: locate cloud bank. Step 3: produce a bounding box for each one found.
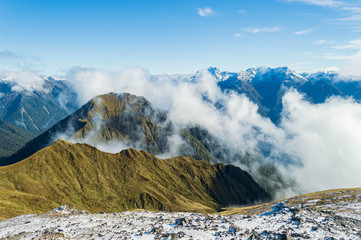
[281,91,361,192]
[65,67,361,196]
[0,70,46,92]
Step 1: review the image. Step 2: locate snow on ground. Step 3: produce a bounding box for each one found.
[0,200,360,240]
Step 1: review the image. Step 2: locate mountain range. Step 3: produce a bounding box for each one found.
[1,66,361,220]
[1,92,291,197]
[209,67,361,123]
[0,76,78,135]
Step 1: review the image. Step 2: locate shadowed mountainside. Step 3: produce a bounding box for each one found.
[0,139,270,220]
[0,119,35,158]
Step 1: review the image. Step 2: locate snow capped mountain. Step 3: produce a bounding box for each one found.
[207,66,307,84]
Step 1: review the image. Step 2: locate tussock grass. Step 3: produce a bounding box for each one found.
[221,188,361,215]
[0,139,269,220]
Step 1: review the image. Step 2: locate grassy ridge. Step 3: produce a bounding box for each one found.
[0,139,270,220]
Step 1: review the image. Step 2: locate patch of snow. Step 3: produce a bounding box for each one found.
[1,201,360,239]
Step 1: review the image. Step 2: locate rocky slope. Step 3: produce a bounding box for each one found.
[0,188,359,239]
[0,139,270,220]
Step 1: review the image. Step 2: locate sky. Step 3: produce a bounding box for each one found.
[0,0,361,75]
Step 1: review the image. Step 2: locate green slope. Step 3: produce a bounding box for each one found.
[0,79,78,135]
[0,119,34,158]
[0,139,270,220]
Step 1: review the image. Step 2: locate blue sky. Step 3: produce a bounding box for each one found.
[0,0,361,75]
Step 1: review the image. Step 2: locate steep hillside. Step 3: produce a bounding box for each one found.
[0,119,34,158]
[0,77,78,134]
[0,139,270,220]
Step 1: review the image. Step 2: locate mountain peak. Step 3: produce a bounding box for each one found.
[2,92,170,166]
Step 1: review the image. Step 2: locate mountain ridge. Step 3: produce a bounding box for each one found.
[0,139,270,220]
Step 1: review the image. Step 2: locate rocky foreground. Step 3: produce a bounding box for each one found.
[0,189,360,240]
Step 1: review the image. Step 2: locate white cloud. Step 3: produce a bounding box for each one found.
[238,9,246,15]
[65,66,361,197]
[281,91,361,192]
[197,7,214,17]
[323,53,349,60]
[294,28,314,34]
[66,67,152,105]
[0,50,43,71]
[325,38,361,76]
[332,38,361,49]
[337,14,361,21]
[0,70,46,92]
[312,39,335,45]
[323,66,340,72]
[234,33,242,38]
[301,51,313,55]
[342,6,361,12]
[244,26,282,34]
[283,0,343,7]
[0,50,21,60]
[341,50,361,76]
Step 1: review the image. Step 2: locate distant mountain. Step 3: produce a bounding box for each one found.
[0,77,78,134]
[209,67,361,123]
[0,139,270,220]
[0,119,34,158]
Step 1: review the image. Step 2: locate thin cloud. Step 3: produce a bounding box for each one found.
[294,28,314,35]
[323,54,350,60]
[283,0,343,7]
[342,6,361,12]
[337,15,361,21]
[285,0,361,23]
[312,39,335,45]
[244,26,282,34]
[197,7,214,17]
[0,50,22,60]
[301,51,313,55]
[238,9,246,15]
[0,49,43,71]
[332,38,361,49]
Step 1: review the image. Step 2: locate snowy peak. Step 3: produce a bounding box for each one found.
[308,71,339,82]
[248,67,307,84]
[207,66,308,84]
[206,67,239,82]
